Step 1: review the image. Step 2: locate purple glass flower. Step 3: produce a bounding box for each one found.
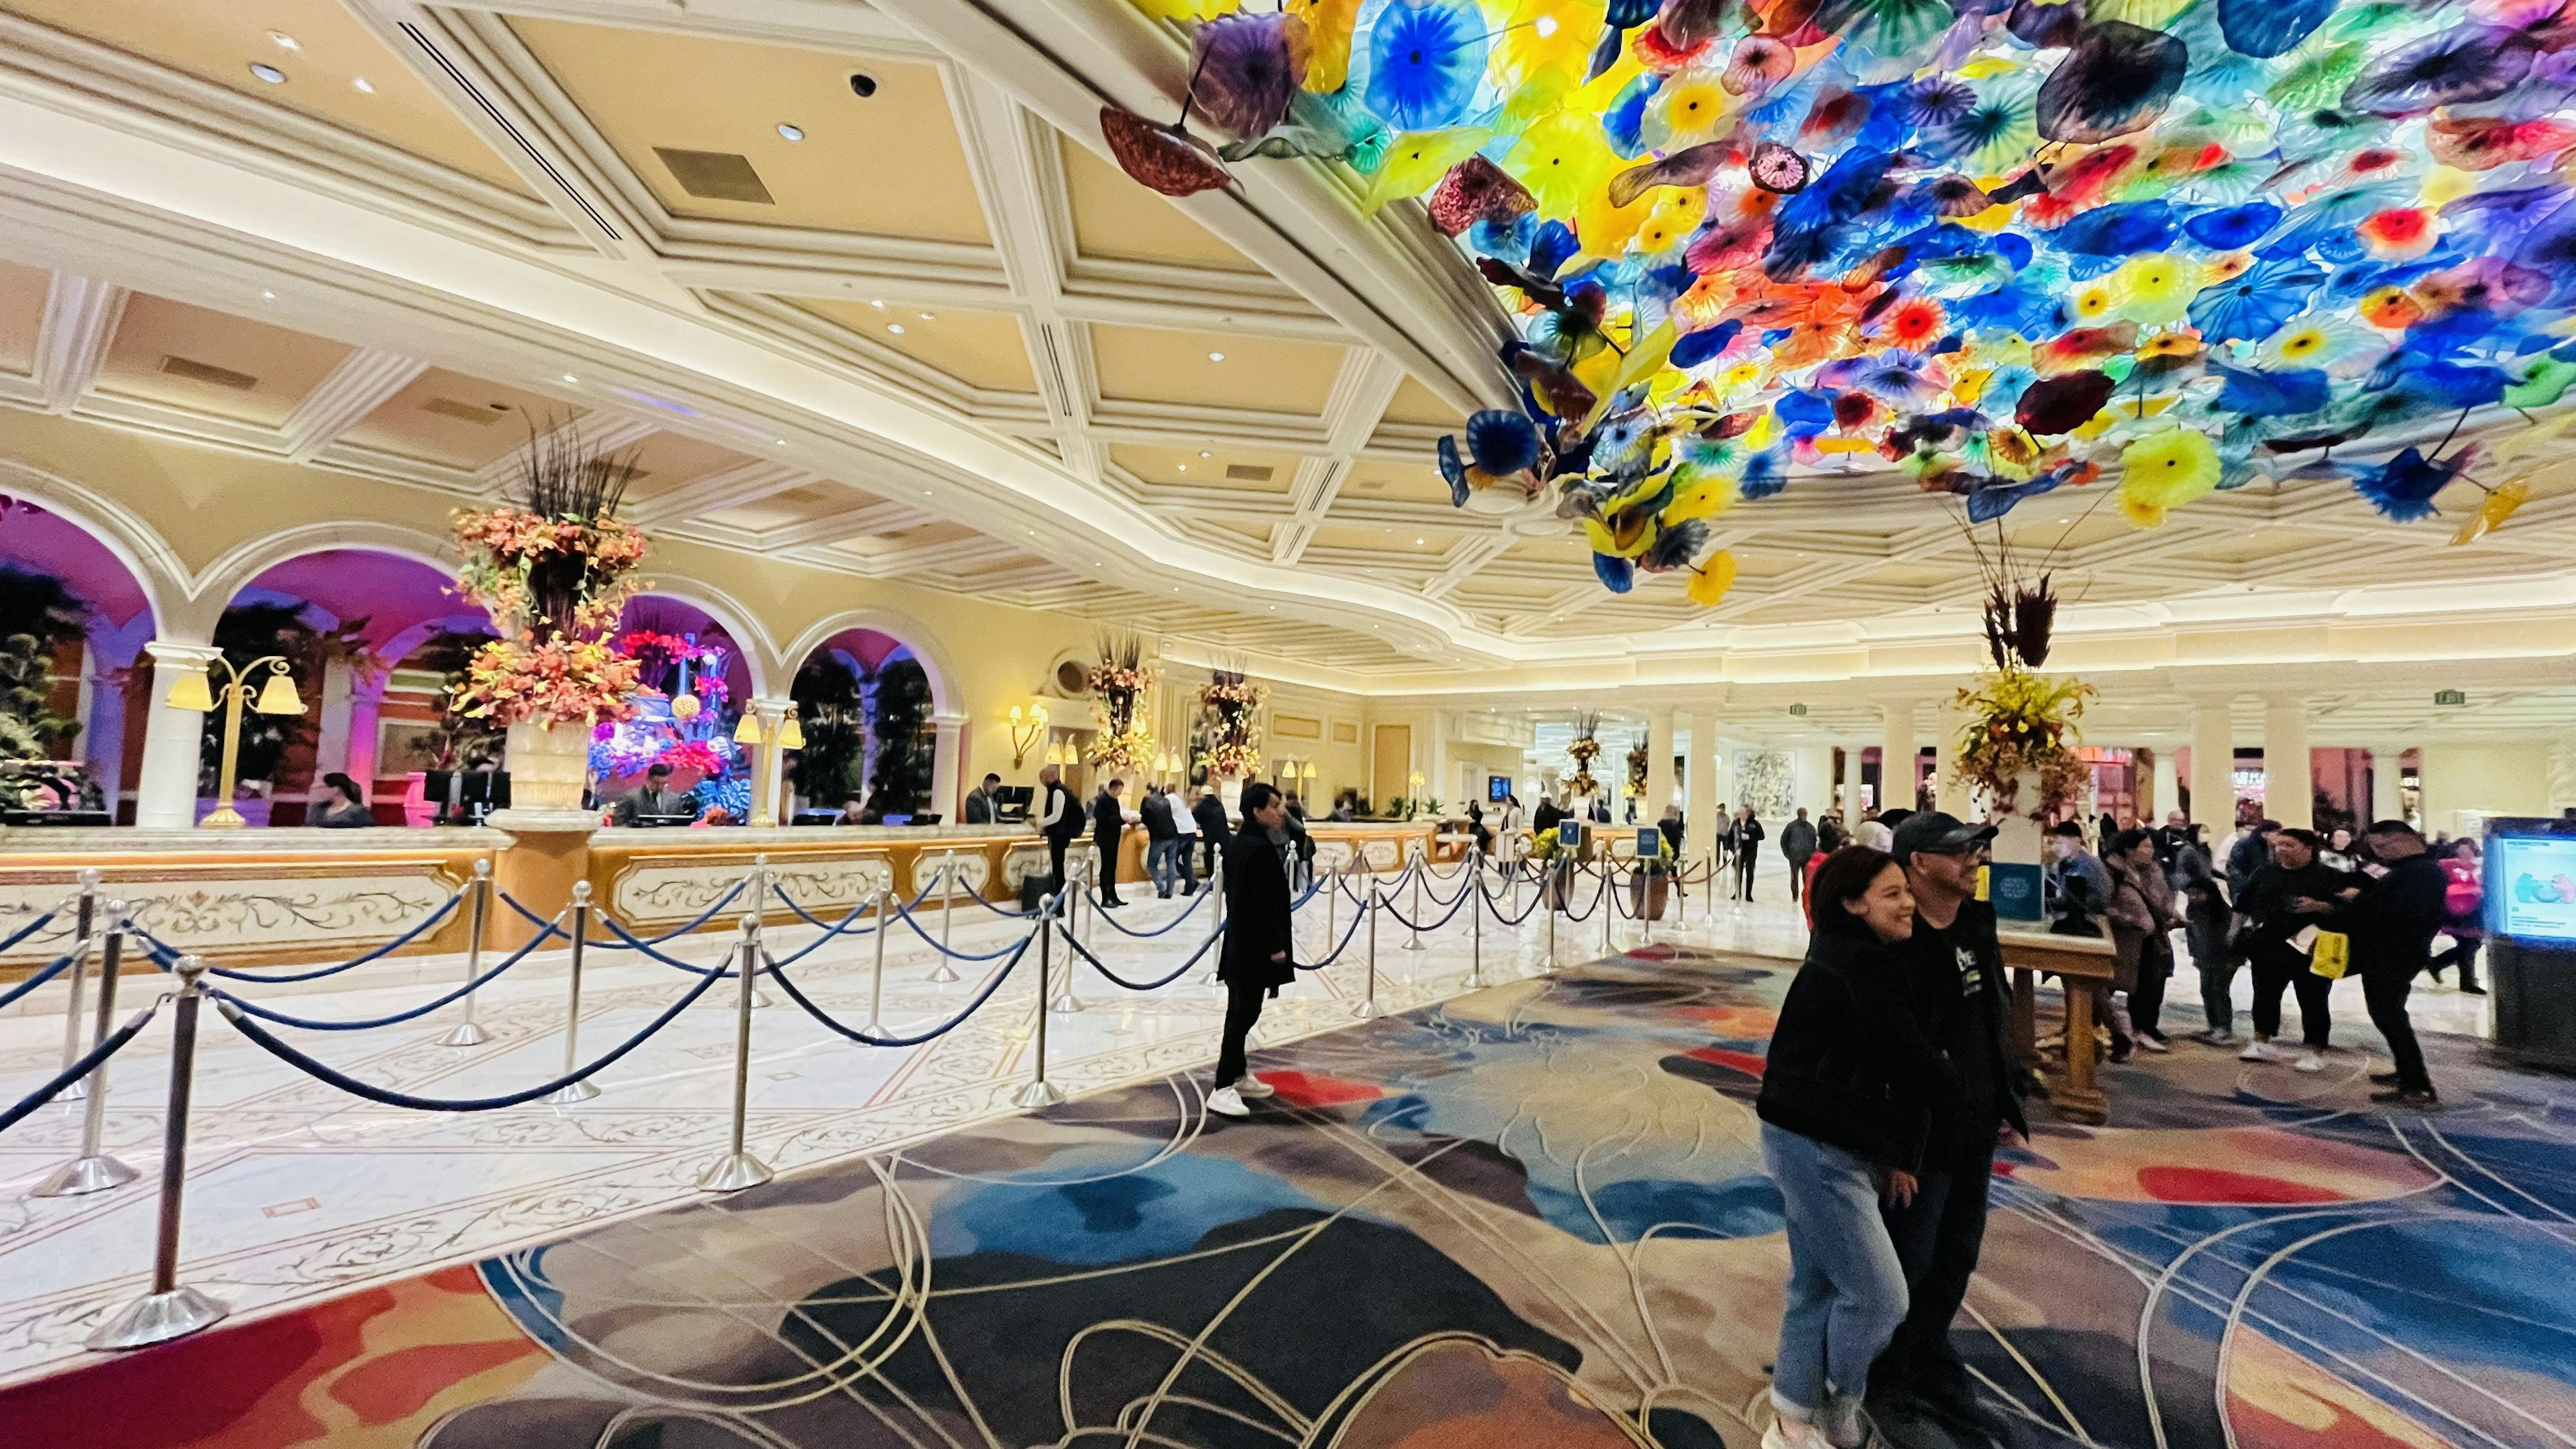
[1189,11,1311,140]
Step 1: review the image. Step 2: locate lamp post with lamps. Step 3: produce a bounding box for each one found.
[164,656,305,829]
[731,705,804,827]
[1007,702,1049,770]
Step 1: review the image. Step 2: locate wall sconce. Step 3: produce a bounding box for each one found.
[1008,702,1050,769]
[168,655,303,829]
[1300,761,1317,782]
[1044,739,1069,767]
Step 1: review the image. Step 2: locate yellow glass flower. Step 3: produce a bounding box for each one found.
[2070,284,2116,322]
[1285,0,1359,92]
[2117,427,2220,527]
[1631,191,1704,254]
[1497,0,1606,88]
[1686,549,1737,607]
[1360,127,1493,214]
[1578,182,1656,256]
[1643,71,1728,149]
[2109,253,2198,324]
[2453,479,2530,546]
[1506,110,1616,217]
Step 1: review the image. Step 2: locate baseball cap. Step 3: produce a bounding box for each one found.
[1890,810,1997,863]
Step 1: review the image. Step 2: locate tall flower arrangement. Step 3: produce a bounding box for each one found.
[1952,669,2098,820]
[1565,712,1602,798]
[1085,631,1156,773]
[449,425,649,727]
[1198,667,1266,779]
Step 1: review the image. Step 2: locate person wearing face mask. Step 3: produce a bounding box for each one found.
[2104,828,2186,1053]
[1755,845,1952,1449]
[2343,820,2448,1107]
[2231,828,2353,1073]
[2045,820,2110,936]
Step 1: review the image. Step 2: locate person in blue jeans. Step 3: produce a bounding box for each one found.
[1755,845,1955,1449]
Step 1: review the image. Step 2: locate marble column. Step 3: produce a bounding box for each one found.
[2149,747,2179,823]
[1683,710,1718,857]
[1880,702,1919,812]
[2262,696,2313,829]
[1837,741,1862,818]
[2188,696,2236,829]
[343,676,385,794]
[312,657,356,777]
[930,710,966,823]
[134,639,221,828]
[1792,746,1834,818]
[1644,706,1676,820]
[1934,699,1972,817]
[2371,745,2410,825]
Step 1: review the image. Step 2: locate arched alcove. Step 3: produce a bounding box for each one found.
[787,627,938,820]
[0,496,159,819]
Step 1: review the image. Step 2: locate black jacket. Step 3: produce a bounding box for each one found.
[2337,852,2447,978]
[1090,792,1125,841]
[2235,860,2354,949]
[1140,792,1176,840]
[963,789,996,825]
[1756,926,1953,1173]
[1038,781,1083,843]
[1193,794,1232,843]
[1218,826,1296,991]
[1898,899,2032,1152]
[1781,817,1817,863]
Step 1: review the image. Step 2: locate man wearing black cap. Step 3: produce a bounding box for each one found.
[1870,810,2031,1449]
[2344,819,2447,1107]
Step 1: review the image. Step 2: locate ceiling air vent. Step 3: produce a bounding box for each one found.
[654,148,774,205]
[1224,463,1274,482]
[421,396,507,425]
[159,356,258,390]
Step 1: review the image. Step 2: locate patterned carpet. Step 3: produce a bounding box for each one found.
[5,944,2573,1449]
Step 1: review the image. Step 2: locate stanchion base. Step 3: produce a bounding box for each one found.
[749,989,773,1010]
[87,1286,228,1350]
[1011,1078,1068,1108]
[1048,994,1086,1015]
[30,1153,139,1198]
[543,1079,601,1105]
[1398,937,1427,952]
[438,1021,490,1048]
[924,963,961,984]
[695,1151,775,1193]
[56,1080,87,1104]
[1352,998,1383,1019]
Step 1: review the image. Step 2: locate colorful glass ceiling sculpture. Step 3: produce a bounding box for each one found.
[1108,0,2569,604]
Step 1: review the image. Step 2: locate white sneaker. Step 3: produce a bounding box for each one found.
[1207,1086,1251,1118]
[2139,1033,2170,1053]
[1763,1416,1833,1449]
[1234,1075,1276,1099]
[2239,1039,2278,1062]
[2293,1051,2325,1074]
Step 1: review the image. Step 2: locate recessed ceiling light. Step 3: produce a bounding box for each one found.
[848,72,879,98]
[887,323,906,334]
[268,30,299,50]
[259,288,277,301]
[1199,450,1212,459]
[918,312,935,321]
[773,438,788,445]
[869,298,885,309]
[561,373,578,383]
[351,76,375,94]
[1415,537,1425,545]
[249,62,286,84]
[776,122,806,142]
[1177,464,1187,472]
[1208,351,1226,362]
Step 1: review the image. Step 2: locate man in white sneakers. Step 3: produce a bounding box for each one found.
[1208,782,1296,1118]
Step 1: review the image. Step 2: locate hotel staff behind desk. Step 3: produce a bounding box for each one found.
[613,763,700,826]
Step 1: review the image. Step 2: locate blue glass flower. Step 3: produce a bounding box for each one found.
[2188,258,2326,342]
[1363,1,1487,133]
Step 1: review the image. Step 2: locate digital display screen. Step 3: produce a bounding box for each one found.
[2489,834,2576,942]
[1636,826,1660,857]
[1558,819,1582,849]
[1489,775,1511,802]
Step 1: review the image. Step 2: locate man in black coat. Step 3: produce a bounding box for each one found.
[1139,784,1180,898]
[1033,764,1082,898]
[1192,785,1231,881]
[1780,808,1819,903]
[1871,812,2033,1449]
[1209,782,1295,1118]
[1090,777,1130,908]
[2345,820,2449,1106]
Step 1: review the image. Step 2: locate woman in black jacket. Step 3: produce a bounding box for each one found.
[1755,846,1953,1449]
[1208,783,1296,1119]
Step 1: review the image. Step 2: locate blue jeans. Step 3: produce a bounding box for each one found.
[1147,838,1185,896]
[1760,1122,1910,1420]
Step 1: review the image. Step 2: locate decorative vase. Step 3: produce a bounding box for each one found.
[488,718,597,831]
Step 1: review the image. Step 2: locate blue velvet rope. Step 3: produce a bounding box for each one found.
[1077,881,1214,938]
[763,927,1036,1048]
[0,947,82,1012]
[0,999,163,1137]
[0,909,60,956]
[760,885,932,969]
[576,879,745,950]
[127,890,469,983]
[211,912,568,1030]
[1374,877,1477,934]
[893,902,1034,962]
[215,961,729,1111]
[594,912,759,974]
[1295,896,1369,969]
[1059,916,1222,991]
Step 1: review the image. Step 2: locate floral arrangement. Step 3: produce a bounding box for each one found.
[1951,668,2099,820]
[655,739,728,777]
[450,425,649,728]
[1625,735,1650,795]
[1197,666,1267,780]
[1087,630,1156,771]
[1113,0,2569,608]
[1566,712,1603,798]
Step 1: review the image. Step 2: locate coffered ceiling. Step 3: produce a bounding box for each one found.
[0,0,2572,686]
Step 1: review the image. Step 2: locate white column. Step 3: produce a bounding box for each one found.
[134,640,220,829]
[2262,696,2312,829]
[1644,706,1676,818]
[2371,745,2409,824]
[1792,746,1834,817]
[930,710,966,822]
[1880,702,1919,812]
[2188,696,2235,829]
[1933,700,1972,817]
[343,676,385,793]
[2149,747,2179,822]
[311,657,356,777]
[1684,710,1718,851]
[78,645,125,815]
[1837,741,1862,818]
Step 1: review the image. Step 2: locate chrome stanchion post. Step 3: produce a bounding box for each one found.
[543,883,598,1105]
[865,880,890,1033]
[1050,865,1086,1015]
[1641,861,1655,947]
[926,851,962,985]
[1013,899,1067,1107]
[1469,854,1483,989]
[1355,883,1382,1019]
[439,861,492,1047]
[1544,863,1560,975]
[88,955,227,1350]
[747,857,772,1010]
[34,908,140,1197]
[55,868,101,1101]
[1601,865,1615,957]
[1400,845,1426,951]
[696,917,773,1192]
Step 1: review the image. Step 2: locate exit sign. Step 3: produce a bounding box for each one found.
[2434,690,2467,706]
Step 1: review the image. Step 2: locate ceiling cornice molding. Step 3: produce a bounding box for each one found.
[429,0,949,60]
[33,270,125,415]
[281,347,433,462]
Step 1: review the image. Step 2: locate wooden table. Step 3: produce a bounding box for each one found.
[1997,927,2119,1124]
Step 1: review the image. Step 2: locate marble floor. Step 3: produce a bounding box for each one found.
[0,867,2496,1390]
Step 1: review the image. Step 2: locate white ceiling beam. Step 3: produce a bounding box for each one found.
[282,347,430,462]
[627,460,814,526]
[34,271,124,413]
[423,0,947,57]
[472,413,657,492]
